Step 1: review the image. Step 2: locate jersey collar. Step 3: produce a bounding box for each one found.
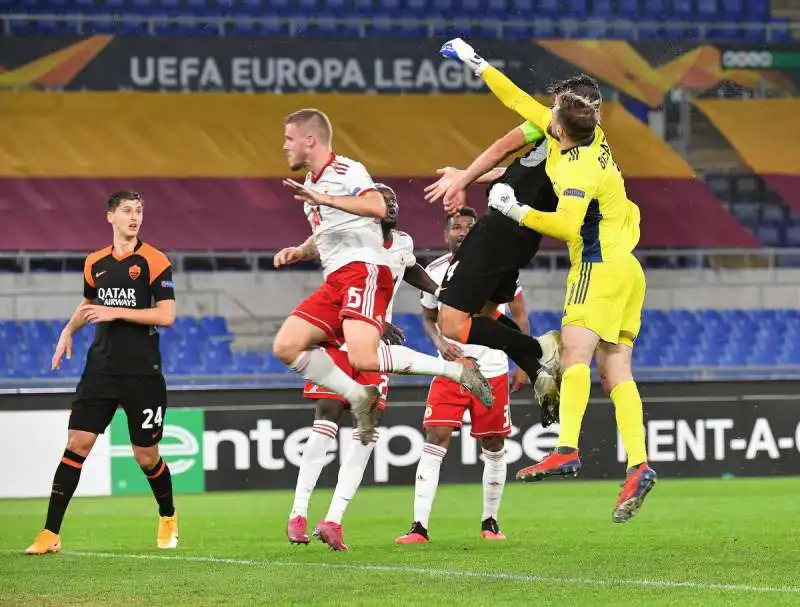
[111,238,143,261]
[310,152,337,183]
[560,132,596,155]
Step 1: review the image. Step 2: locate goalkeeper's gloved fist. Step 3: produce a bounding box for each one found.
[440,38,489,75]
[488,183,529,224]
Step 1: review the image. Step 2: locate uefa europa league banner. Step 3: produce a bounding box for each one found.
[1,36,798,96]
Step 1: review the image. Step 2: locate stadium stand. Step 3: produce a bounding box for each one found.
[695,100,800,228]
[0,92,757,251]
[3,308,800,381]
[1,0,795,40]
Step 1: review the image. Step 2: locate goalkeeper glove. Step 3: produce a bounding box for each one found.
[487,183,530,224]
[440,38,489,75]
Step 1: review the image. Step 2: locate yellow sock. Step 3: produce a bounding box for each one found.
[611,380,648,469]
[556,363,591,450]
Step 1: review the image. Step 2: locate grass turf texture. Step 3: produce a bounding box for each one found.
[1,478,799,606]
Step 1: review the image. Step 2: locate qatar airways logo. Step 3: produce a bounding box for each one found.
[98,287,137,308]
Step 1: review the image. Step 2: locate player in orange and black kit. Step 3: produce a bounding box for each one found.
[25,190,179,556]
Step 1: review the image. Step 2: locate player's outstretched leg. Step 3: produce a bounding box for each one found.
[288,418,340,544]
[376,344,493,408]
[26,431,97,555]
[316,426,381,551]
[517,326,595,482]
[395,438,449,544]
[480,439,507,540]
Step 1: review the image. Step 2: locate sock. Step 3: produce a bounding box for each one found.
[290,420,338,519]
[413,443,447,529]
[557,363,592,449]
[466,316,543,379]
[481,447,507,521]
[325,429,379,524]
[144,458,175,517]
[291,349,368,406]
[494,313,521,332]
[378,344,463,383]
[611,380,648,469]
[44,449,86,534]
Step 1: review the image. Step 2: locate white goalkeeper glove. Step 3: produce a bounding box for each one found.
[488,183,530,224]
[440,38,489,75]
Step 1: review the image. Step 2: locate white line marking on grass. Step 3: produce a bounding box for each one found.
[8,550,797,596]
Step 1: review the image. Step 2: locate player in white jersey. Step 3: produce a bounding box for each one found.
[396,207,530,544]
[280,184,439,551]
[273,109,493,446]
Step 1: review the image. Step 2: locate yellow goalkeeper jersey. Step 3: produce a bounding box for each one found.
[482,66,641,266]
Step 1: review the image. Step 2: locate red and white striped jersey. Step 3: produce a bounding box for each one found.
[303,153,389,277]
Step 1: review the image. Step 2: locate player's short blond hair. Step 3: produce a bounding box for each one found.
[284,108,333,146]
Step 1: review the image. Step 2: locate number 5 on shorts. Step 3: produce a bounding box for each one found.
[142,406,164,429]
[346,287,363,309]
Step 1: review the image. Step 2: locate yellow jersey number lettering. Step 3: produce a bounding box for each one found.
[598,142,620,172]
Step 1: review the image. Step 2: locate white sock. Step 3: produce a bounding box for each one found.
[289,420,338,519]
[378,344,463,383]
[325,429,379,525]
[481,447,507,521]
[413,443,447,529]
[291,349,368,405]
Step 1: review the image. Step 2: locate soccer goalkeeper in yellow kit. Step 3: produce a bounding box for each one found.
[441,38,656,523]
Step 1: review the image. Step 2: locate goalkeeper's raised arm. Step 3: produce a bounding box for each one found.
[439,38,552,131]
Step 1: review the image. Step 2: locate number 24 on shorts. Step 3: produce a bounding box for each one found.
[141,406,163,429]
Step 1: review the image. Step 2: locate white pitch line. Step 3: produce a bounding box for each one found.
[9,550,796,596]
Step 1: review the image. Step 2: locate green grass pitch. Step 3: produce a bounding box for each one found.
[1,478,799,606]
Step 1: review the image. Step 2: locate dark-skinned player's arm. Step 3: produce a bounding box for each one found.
[440,38,553,132]
[421,305,464,362]
[403,263,439,296]
[507,290,531,393]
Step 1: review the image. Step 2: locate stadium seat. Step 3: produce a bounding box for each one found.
[616,0,639,17]
[670,0,692,19]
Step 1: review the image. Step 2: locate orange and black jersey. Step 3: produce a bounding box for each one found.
[82,240,175,376]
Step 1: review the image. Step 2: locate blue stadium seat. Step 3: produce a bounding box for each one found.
[431,0,456,14]
[670,0,692,18]
[746,0,769,18]
[616,0,639,17]
[591,0,612,16]
[486,0,507,16]
[511,0,534,15]
[536,0,558,16]
[565,0,588,17]
[404,0,427,13]
[720,0,743,16]
[7,310,800,378]
[696,0,719,19]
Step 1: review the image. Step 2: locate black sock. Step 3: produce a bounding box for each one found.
[467,316,543,379]
[144,458,175,517]
[494,313,521,333]
[45,449,86,534]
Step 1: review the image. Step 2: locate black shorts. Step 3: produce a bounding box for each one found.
[69,374,168,447]
[439,209,546,314]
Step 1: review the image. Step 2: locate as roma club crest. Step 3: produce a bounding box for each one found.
[129,264,141,280]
